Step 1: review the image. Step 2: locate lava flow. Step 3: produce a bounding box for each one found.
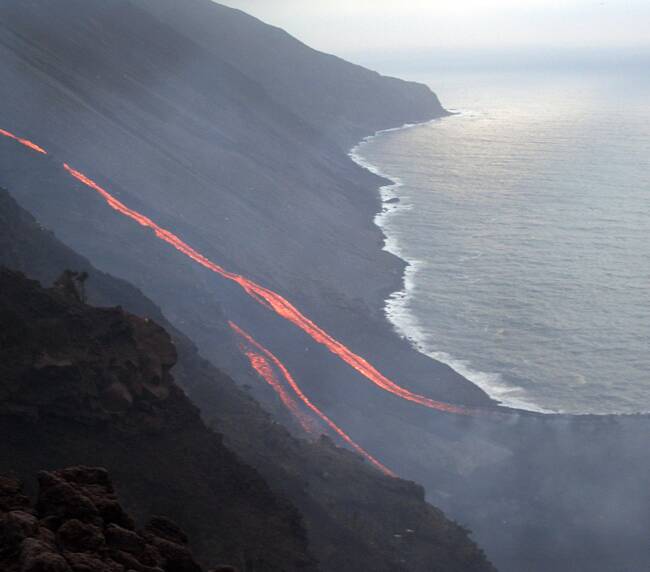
[238,342,318,435]
[0,128,47,155]
[231,321,396,477]
[1,127,470,417]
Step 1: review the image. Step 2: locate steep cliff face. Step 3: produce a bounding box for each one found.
[0,188,496,572]
[0,268,317,571]
[0,271,178,425]
[0,466,214,572]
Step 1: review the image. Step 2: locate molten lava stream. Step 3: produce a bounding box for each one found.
[0,127,471,417]
[0,128,47,155]
[231,321,396,478]
[59,163,471,416]
[239,343,318,435]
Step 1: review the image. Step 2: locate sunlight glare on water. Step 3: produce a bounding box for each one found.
[354,70,650,414]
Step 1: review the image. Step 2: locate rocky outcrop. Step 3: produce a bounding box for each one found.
[1,270,176,426]
[0,269,317,571]
[0,466,231,572]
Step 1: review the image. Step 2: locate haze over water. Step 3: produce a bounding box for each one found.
[354,68,650,414]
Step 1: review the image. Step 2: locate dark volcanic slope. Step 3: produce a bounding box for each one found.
[0,268,315,571]
[0,0,445,313]
[138,0,448,148]
[0,0,489,416]
[0,188,496,572]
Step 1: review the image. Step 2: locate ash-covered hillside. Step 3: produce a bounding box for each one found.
[0,189,496,572]
[137,0,448,148]
[0,0,483,415]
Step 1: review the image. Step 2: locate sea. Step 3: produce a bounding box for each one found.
[352,67,650,414]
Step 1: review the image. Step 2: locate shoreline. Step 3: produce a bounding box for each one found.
[349,119,553,415]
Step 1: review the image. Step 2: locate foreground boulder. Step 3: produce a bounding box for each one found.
[0,192,497,571]
[0,466,235,572]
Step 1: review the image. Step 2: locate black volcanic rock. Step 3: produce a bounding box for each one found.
[0,268,317,571]
[0,466,212,572]
[0,273,177,426]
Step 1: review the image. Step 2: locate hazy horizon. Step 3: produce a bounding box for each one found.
[217,0,650,72]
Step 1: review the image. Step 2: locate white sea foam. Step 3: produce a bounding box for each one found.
[349,122,553,414]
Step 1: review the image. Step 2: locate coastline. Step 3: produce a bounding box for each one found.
[349,120,552,414]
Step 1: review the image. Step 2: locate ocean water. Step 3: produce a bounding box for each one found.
[352,70,650,414]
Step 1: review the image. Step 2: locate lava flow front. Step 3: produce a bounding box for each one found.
[1,127,470,417]
[237,338,318,435]
[231,321,396,477]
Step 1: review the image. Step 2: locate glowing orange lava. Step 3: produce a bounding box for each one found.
[231,321,396,477]
[0,128,47,154]
[1,127,470,417]
[61,163,470,415]
[239,344,318,435]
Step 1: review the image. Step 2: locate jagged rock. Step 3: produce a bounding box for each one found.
[144,517,188,546]
[62,552,123,572]
[0,270,177,429]
[0,466,223,572]
[108,548,162,572]
[20,538,72,572]
[105,524,145,555]
[38,469,134,532]
[36,472,101,526]
[145,535,201,572]
[56,519,105,553]
[0,513,32,556]
[35,527,57,548]
[0,477,31,512]
[101,383,135,413]
[5,511,39,538]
